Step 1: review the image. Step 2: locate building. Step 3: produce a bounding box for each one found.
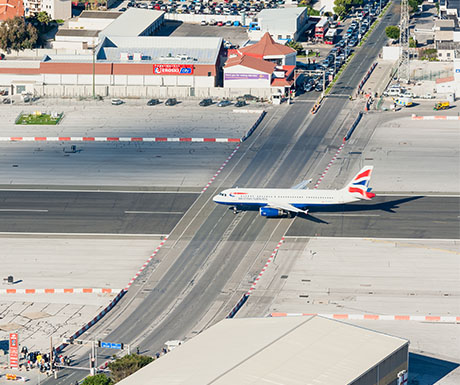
[0,0,23,20]
[437,41,460,61]
[52,29,99,49]
[248,7,308,43]
[99,8,164,39]
[224,33,296,96]
[67,10,121,30]
[0,36,223,97]
[223,33,296,95]
[23,0,70,20]
[115,316,409,385]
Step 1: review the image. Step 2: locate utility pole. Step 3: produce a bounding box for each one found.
[398,0,410,82]
[92,46,96,99]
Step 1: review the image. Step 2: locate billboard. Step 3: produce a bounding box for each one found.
[9,333,18,369]
[153,64,193,75]
[224,73,269,81]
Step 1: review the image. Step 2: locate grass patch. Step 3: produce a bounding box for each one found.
[16,112,63,125]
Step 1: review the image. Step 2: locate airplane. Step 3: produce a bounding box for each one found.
[212,166,375,217]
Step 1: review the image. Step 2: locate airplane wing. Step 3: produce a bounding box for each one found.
[291,179,312,190]
[267,201,309,214]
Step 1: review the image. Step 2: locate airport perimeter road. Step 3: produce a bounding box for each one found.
[0,191,198,235]
[42,4,402,385]
[287,195,460,239]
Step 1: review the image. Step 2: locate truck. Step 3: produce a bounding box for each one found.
[434,101,449,110]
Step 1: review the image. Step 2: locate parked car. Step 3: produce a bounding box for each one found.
[119,7,127,11]
[303,80,314,92]
[147,98,160,106]
[165,98,178,106]
[199,98,213,106]
[217,21,224,26]
[111,98,123,105]
[235,100,246,107]
[217,100,231,107]
[201,20,208,25]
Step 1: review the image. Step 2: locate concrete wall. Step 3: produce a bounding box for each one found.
[33,84,274,99]
[51,0,71,20]
[224,64,271,88]
[68,18,116,30]
[165,13,250,25]
[1,48,93,58]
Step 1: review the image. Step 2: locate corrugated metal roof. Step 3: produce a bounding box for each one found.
[257,7,307,32]
[100,8,164,37]
[79,10,121,19]
[116,316,408,385]
[56,29,99,37]
[98,36,222,65]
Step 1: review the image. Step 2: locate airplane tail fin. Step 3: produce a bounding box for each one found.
[344,166,375,200]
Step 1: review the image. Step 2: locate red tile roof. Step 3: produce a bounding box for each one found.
[238,32,295,59]
[435,76,455,84]
[225,54,276,74]
[0,0,24,20]
[271,78,294,87]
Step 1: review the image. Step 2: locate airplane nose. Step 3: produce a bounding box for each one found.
[212,195,218,202]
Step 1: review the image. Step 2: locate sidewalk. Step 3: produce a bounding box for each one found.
[361,60,396,97]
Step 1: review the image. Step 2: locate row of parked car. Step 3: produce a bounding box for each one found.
[111,98,249,107]
[121,0,285,16]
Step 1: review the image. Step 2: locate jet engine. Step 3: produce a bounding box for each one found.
[259,207,284,217]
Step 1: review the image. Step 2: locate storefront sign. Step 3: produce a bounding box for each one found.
[224,73,269,80]
[153,64,193,75]
[9,333,18,369]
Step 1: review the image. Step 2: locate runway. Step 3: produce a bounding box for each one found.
[0,191,198,235]
[40,3,413,384]
[286,195,460,239]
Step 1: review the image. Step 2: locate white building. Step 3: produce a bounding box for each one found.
[24,0,71,20]
[99,8,164,39]
[115,316,409,385]
[248,7,308,43]
[67,10,121,30]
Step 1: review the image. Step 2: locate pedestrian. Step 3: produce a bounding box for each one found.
[136,346,140,355]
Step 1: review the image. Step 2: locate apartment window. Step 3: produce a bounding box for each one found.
[207,72,211,77]
[286,35,291,39]
[447,52,451,57]
[278,35,282,39]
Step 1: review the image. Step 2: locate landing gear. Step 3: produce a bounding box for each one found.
[231,207,239,214]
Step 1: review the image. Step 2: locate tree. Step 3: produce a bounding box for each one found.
[36,11,51,25]
[385,25,400,40]
[333,0,363,17]
[286,40,304,55]
[108,354,154,383]
[0,17,38,51]
[81,374,112,385]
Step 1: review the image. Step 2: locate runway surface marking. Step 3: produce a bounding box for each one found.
[0,209,49,212]
[0,288,122,294]
[270,313,460,322]
[124,211,184,215]
[0,232,166,237]
[0,189,200,194]
[316,213,380,217]
[283,236,460,242]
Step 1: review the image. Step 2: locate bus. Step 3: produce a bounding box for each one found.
[315,18,329,41]
[324,28,337,45]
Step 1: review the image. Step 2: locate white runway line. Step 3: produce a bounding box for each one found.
[0,209,48,212]
[317,213,380,217]
[124,211,184,215]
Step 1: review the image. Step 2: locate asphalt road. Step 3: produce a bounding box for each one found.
[41,3,411,384]
[287,195,460,239]
[0,191,198,234]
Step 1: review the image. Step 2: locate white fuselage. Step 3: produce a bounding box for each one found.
[213,188,358,208]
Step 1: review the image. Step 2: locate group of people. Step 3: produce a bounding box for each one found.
[20,346,71,372]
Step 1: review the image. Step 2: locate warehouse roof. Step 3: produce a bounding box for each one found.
[116,316,408,385]
[79,10,121,19]
[256,7,307,32]
[96,36,222,65]
[100,8,163,38]
[56,29,99,37]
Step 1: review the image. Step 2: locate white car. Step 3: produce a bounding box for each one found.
[111,99,123,105]
[201,20,208,25]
